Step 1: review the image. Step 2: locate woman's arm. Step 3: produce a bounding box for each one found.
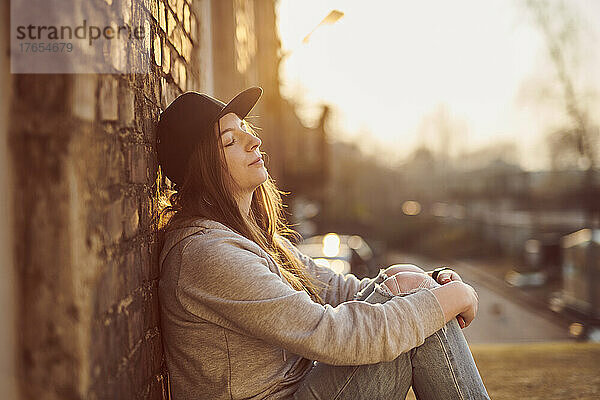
[431,282,478,327]
[176,230,447,366]
[381,271,478,328]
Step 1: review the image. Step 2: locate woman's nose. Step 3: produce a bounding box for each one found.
[247,133,261,150]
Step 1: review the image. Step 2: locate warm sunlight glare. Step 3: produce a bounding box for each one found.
[322,233,341,257]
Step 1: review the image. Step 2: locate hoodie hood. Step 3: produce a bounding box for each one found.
[159,217,236,271]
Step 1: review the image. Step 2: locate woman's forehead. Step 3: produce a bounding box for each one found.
[219,112,242,127]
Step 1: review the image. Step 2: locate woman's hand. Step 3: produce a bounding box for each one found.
[431,281,479,328]
[383,264,470,328]
[382,271,437,295]
[426,268,467,327]
[427,269,463,285]
[383,264,463,286]
[458,282,479,328]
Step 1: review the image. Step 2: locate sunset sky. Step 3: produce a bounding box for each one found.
[276,0,600,170]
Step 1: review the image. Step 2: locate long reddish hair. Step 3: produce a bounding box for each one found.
[158,119,326,304]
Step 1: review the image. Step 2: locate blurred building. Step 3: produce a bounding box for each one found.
[210,0,283,181]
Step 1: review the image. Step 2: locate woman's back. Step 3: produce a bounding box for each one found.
[159,217,316,399]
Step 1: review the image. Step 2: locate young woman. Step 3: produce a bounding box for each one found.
[156,87,490,399]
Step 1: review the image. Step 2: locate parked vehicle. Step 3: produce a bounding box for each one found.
[560,228,600,319]
[547,228,600,341]
[297,233,375,278]
[505,233,562,287]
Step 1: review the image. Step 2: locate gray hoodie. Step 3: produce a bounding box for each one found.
[158,217,446,399]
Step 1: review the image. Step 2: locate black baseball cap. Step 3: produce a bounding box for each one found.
[157,86,263,186]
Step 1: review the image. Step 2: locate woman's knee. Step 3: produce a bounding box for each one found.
[384,263,425,275]
[383,272,438,295]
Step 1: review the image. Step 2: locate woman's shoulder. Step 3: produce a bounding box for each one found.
[179,218,266,258]
[165,214,232,233]
[178,224,281,281]
[160,216,252,266]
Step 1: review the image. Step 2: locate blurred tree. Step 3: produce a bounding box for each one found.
[524,0,599,226]
[524,0,597,169]
[417,104,467,166]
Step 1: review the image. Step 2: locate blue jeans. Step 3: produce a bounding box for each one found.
[293,283,490,399]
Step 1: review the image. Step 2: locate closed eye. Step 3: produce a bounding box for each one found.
[224,139,235,147]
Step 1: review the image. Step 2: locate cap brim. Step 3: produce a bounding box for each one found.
[217,86,263,121]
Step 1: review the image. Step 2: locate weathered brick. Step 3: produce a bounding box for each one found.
[141,101,158,142]
[120,0,133,25]
[139,9,153,62]
[104,316,129,372]
[150,330,163,372]
[127,345,146,391]
[126,250,144,296]
[149,239,161,280]
[179,61,187,90]
[116,370,135,400]
[161,42,171,74]
[128,143,148,183]
[95,262,121,315]
[182,34,192,62]
[167,7,176,37]
[183,2,190,34]
[140,195,154,228]
[163,79,180,107]
[190,12,197,42]
[106,139,125,185]
[149,0,159,21]
[128,305,144,350]
[106,196,124,244]
[118,83,136,127]
[140,242,152,281]
[151,71,161,105]
[123,194,140,239]
[173,26,183,57]
[143,291,160,333]
[171,56,180,85]
[99,76,119,121]
[159,0,167,32]
[72,74,97,121]
[15,75,69,114]
[153,32,162,66]
[176,0,184,21]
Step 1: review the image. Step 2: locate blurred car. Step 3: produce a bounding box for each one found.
[505,234,562,287]
[296,233,375,278]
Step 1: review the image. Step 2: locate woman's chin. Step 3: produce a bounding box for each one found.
[258,169,268,184]
[249,170,268,189]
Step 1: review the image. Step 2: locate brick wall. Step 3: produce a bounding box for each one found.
[9,0,203,398]
[1,0,18,397]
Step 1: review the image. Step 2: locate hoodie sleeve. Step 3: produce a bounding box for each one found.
[277,235,387,307]
[175,230,446,366]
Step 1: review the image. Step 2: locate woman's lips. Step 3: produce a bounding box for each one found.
[249,156,263,166]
